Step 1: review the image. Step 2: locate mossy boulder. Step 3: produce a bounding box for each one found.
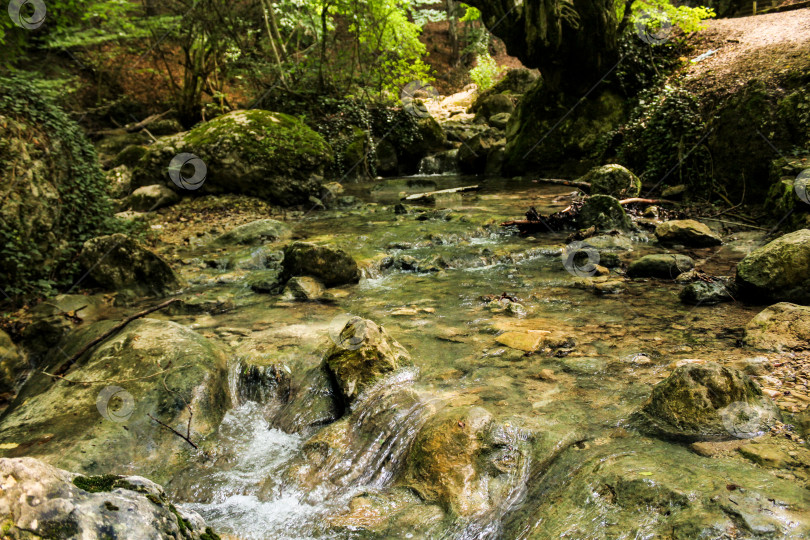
[111,144,149,169]
[488,68,538,95]
[627,254,694,279]
[471,94,514,124]
[581,164,641,199]
[655,220,721,247]
[576,194,632,231]
[736,229,810,304]
[0,330,25,396]
[744,302,810,352]
[131,110,332,205]
[280,242,360,287]
[632,362,781,442]
[0,319,229,483]
[0,76,112,297]
[0,457,218,539]
[78,233,184,297]
[212,219,291,246]
[323,317,412,406]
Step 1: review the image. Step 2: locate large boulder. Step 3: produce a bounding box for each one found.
[736,229,810,303]
[632,362,781,442]
[655,220,721,247]
[19,294,108,361]
[0,76,112,296]
[744,302,810,351]
[0,457,218,539]
[131,110,332,206]
[457,130,505,174]
[581,164,641,199]
[577,195,632,231]
[280,242,360,287]
[398,115,447,175]
[627,254,695,279]
[78,234,184,297]
[0,319,229,482]
[471,94,514,124]
[323,317,412,406]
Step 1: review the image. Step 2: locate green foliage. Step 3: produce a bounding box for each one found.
[0,75,113,299]
[620,0,715,36]
[605,85,713,196]
[469,52,500,91]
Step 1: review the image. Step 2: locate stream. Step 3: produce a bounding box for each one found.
[147,175,796,538]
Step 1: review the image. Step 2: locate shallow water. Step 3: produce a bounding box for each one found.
[168,175,783,538]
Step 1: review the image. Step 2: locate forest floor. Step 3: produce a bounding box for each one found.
[684,8,810,94]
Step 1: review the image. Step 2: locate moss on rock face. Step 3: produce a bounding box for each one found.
[581,164,641,199]
[131,110,333,206]
[576,194,632,231]
[736,229,810,304]
[0,76,112,297]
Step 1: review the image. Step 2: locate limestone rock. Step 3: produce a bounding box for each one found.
[281,242,360,287]
[212,219,291,246]
[737,229,810,303]
[627,254,695,279]
[632,362,781,442]
[123,184,180,212]
[744,302,810,351]
[655,220,721,247]
[581,164,641,199]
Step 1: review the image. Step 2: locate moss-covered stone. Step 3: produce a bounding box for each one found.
[576,194,632,231]
[736,229,810,303]
[123,184,180,212]
[627,254,694,279]
[655,219,721,247]
[323,317,411,405]
[0,330,25,395]
[112,144,149,169]
[212,219,291,246]
[631,362,781,442]
[78,233,184,297]
[131,110,332,206]
[280,241,360,287]
[581,164,641,199]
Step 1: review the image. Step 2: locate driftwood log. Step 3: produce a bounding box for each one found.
[402,185,480,202]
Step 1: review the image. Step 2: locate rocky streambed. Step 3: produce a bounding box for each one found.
[2,175,810,539]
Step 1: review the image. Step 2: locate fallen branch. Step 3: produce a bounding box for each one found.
[147,413,198,449]
[124,109,175,133]
[619,198,677,205]
[401,185,480,202]
[52,298,181,378]
[531,178,590,191]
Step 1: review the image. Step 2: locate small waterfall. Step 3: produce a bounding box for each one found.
[228,357,292,409]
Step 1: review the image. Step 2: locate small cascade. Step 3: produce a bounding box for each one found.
[418,149,459,175]
[228,356,292,408]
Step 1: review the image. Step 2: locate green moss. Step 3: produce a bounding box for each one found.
[200,527,222,540]
[168,503,193,539]
[103,501,120,511]
[73,475,128,493]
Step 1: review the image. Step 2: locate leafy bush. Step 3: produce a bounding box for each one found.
[0,76,112,300]
[469,53,500,91]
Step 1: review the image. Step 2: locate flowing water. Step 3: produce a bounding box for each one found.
[162,175,795,538]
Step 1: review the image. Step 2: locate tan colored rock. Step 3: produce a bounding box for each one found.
[744,302,810,351]
[655,219,721,247]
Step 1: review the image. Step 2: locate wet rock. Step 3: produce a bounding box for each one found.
[323,317,412,405]
[627,254,694,279]
[736,229,810,303]
[495,330,566,352]
[593,279,626,295]
[679,279,735,305]
[744,302,810,351]
[661,184,687,200]
[631,361,781,442]
[457,130,504,174]
[576,195,631,231]
[233,357,291,405]
[246,269,284,293]
[281,242,360,287]
[580,164,641,199]
[273,367,342,433]
[282,276,330,302]
[488,112,511,129]
[213,219,291,246]
[0,330,25,396]
[131,110,331,205]
[402,406,529,518]
[655,219,721,247]
[398,116,447,174]
[328,488,444,537]
[375,139,399,176]
[78,234,184,297]
[0,457,217,539]
[418,149,459,175]
[123,184,180,212]
[0,319,229,482]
